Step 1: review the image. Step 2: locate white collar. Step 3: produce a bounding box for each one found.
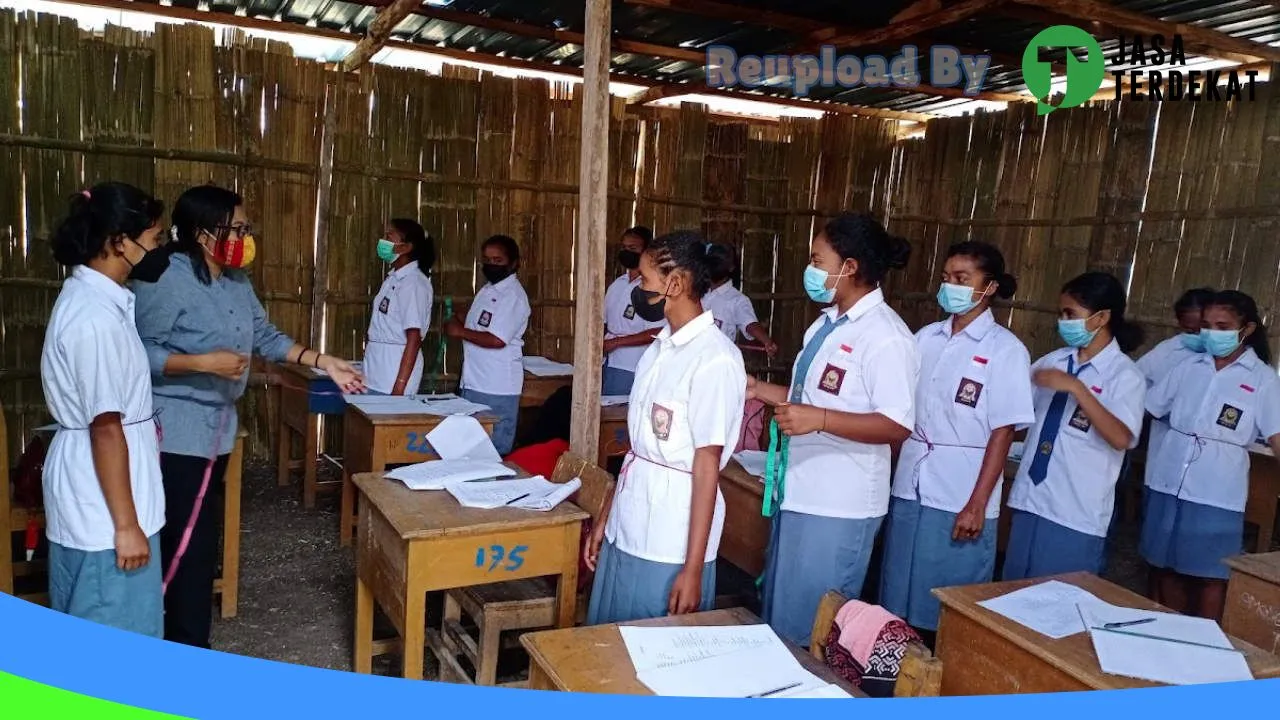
[656,311,716,347]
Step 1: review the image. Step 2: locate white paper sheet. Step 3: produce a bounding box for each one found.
[446,476,577,511]
[418,396,492,417]
[511,478,580,511]
[522,356,574,377]
[426,415,502,462]
[384,460,517,491]
[1008,441,1025,461]
[977,580,1107,639]
[600,395,630,407]
[344,395,436,415]
[619,624,783,672]
[636,642,828,698]
[1081,604,1253,685]
[764,683,854,699]
[733,450,769,479]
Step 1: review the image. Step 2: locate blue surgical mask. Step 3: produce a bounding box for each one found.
[936,282,981,315]
[1058,315,1100,348]
[1179,331,1206,353]
[1201,328,1243,358]
[803,264,846,304]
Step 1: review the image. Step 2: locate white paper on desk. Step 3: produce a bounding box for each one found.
[511,477,580,511]
[426,415,502,462]
[344,395,435,414]
[1082,604,1253,685]
[522,355,574,377]
[977,580,1107,639]
[733,450,768,479]
[446,476,574,510]
[765,683,853,699]
[384,460,517,491]
[620,624,782,672]
[636,642,827,698]
[418,396,492,417]
[601,395,629,407]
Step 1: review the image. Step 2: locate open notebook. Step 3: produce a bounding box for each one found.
[446,476,581,511]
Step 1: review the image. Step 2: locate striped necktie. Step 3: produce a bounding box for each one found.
[1028,355,1088,485]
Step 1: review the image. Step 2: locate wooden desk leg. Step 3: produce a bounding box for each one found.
[276,416,292,487]
[340,466,355,547]
[555,523,582,628]
[527,660,556,691]
[402,585,427,681]
[354,575,374,674]
[303,415,319,510]
[221,437,243,619]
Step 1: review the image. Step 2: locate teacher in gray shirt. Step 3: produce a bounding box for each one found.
[133,184,364,649]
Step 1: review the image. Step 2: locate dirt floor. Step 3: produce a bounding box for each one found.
[207,458,1180,681]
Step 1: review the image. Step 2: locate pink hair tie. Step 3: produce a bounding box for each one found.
[80,189,91,199]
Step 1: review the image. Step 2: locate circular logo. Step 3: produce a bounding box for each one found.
[1022,25,1106,115]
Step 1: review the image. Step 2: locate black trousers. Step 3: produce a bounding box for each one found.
[159,452,229,649]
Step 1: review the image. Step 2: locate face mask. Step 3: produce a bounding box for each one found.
[126,239,170,284]
[936,282,983,315]
[630,284,667,322]
[803,264,845,304]
[205,232,256,269]
[616,249,640,270]
[482,263,512,285]
[1180,331,1206,353]
[376,238,401,264]
[1201,328,1243,358]
[1057,314,1100,349]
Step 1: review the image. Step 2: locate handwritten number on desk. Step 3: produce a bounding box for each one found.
[474,544,528,572]
[404,432,433,454]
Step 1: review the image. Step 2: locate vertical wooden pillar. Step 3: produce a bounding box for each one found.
[311,70,340,351]
[569,0,611,459]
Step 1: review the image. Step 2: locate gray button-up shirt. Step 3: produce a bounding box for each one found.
[133,253,295,457]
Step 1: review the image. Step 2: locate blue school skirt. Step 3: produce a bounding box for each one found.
[1139,488,1242,581]
[760,510,883,647]
[1001,509,1106,581]
[587,540,716,625]
[879,497,997,631]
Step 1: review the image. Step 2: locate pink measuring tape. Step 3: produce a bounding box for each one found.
[163,408,230,595]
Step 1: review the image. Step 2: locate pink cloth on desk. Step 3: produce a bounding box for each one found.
[834,599,900,667]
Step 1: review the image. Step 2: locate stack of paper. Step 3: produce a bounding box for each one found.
[522,356,574,377]
[601,395,629,407]
[344,395,435,415]
[977,580,1107,639]
[446,476,580,511]
[419,396,491,417]
[1081,604,1253,685]
[385,460,517,491]
[733,450,769,479]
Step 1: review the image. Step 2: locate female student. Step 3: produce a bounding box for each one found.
[364,218,435,395]
[750,213,918,647]
[584,231,747,624]
[1003,272,1146,581]
[41,182,169,636]
[602,226,664,395]
[133,184,364,648]
[701,243,778,357]
[1142,291,1280,619]
[880,241,1035,639]
[444,234,531,455]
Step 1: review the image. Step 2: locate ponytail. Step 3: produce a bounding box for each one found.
[1208,290,1272,365]
[1062,271,1145,354]
[391,218,435,277]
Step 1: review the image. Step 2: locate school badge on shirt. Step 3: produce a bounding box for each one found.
[1068,406,1092,432]
[378,297,390,314]
[623,304,635,320]
[954,378,983,407]
[818,363,845,395]
[651,403,673,441]
[1217,403,1243,431]
[478,310,493,328]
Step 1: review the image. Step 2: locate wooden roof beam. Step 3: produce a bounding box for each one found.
[621,0,827,34]
[809,0,1008,50]
[340,0,420,71]
[1008,0,1280,64]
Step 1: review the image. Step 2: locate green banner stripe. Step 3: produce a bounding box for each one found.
[0,671,192,719]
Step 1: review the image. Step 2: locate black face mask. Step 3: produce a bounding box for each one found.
[616,249,640,270]
[630,284,667,322]
[482,263,512,285]
[127,242,171,284]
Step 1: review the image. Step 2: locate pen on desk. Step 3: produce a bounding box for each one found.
[1103,618,1156,629]
[503,493,531,506]
[749,682,801,698]
[1090,625,1242,653]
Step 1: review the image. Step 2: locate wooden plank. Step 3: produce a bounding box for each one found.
[341,0,421,72]
[813,0,1007,48]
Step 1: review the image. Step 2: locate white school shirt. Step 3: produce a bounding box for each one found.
[364,261,433,394]
[702,281,760,343]
[891,310,1036,518]
[1008,341,1146,537]
[40,267,165,552]
[781,288,919,520]
[1136,334,1202,490]
[1145,349,1280,512]
[604,311,747,564]
[603,273,664,372]
[460,274,531,396]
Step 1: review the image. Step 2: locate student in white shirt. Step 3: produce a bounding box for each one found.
[584,231,747,624]
[1004,272,1146,581]
[444,234,531,455]
[602,226,664,396]
[364,219,435,395]
[1142,291,1280,620]
[41,182,170,637]
[701,243,778,356]
[880,241,1034,639]
[749,213,919,646]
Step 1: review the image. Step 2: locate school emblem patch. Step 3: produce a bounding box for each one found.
[651,403,673,441]
[954,378,983,407]
[1068,406,1092,432]
[623,304,635,320]
[1217,404,1243,431]
[478,310,492,328]
[378,297,390,314]
[818,363,845,395]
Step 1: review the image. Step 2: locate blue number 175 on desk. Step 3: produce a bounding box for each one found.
[475,544,528,572]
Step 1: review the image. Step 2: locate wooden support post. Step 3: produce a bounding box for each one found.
[340,0,422,72]
[311,72,340,349]
[570,0,611,460]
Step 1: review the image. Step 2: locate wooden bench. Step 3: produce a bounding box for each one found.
[809,590,943,698]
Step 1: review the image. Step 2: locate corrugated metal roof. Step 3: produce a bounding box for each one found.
[157,0,1280,113]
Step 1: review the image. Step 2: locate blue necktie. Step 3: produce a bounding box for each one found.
[1028,355,1087,485]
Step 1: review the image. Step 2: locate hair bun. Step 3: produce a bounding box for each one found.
[885,236,911,270]
[997,272,1018,299]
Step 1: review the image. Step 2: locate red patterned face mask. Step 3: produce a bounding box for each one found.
[204,230,257,269]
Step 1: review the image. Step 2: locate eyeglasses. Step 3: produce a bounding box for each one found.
[216,224,253,238]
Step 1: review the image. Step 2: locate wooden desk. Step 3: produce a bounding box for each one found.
[520,606,866,696]
[520,372,571,410]
[340,405,498,545]
[933,571,1280,695]
[1224,552,1280,654]
[352,471,588,680]
[720,460,768,577]
[212,428,247,619]
[598,403,629,468]
[1246,447,1279,552]
[276,364,346,509]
